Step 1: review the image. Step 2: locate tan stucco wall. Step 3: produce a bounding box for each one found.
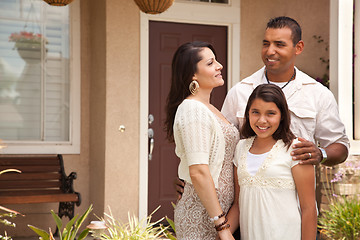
[86,0,140,223]
[240,0,330,81]
[103,0,140,219]
[87,0,106,220]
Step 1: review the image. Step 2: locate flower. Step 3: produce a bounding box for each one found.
[8,31,47,51]
[330,160,360,184]
[9,31,45,44]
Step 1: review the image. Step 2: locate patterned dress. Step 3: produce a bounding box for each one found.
[174,117,240,240]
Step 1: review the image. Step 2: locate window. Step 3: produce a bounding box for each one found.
[0,0,80,154]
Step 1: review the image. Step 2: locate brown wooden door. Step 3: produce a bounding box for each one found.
[148,21,228,221]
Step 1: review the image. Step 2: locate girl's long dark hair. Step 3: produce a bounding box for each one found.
[240,84,295,148]
[164,41,216,142]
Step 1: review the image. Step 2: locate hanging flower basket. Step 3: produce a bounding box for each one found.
[133,0,174,14]
[43,0,74,6]
[9,31,47,63]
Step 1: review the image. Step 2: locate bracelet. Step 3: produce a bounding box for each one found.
[216,223,230,232]
[214,217,228,229]
[319,147,328,164]
[210,211,225,222]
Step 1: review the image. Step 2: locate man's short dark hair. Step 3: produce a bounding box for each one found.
[267,16,302,46]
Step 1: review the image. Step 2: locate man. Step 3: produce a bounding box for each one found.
[220,17,349,238]
[221,16,349,166]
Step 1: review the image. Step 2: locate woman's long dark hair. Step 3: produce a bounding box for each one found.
[164,41,216,142]
[240,84,295,148]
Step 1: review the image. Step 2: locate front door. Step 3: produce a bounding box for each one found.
[148,21,228,221]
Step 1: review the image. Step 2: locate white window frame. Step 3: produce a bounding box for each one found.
[330,0,359,154]
[1,0,80,154]
[138,0,240,220]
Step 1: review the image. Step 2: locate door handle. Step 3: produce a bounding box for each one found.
[148,128,154,160]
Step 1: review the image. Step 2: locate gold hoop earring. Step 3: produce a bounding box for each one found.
[189,80,199,95]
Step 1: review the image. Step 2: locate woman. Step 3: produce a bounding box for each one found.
[229,84,317,240]
[164,41,239,240]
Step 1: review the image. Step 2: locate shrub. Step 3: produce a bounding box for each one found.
[318,196,360,240]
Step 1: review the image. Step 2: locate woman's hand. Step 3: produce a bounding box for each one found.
[174,177,185,200]
[218,228,235,240]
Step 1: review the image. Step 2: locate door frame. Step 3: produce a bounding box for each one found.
[138,0,241,219]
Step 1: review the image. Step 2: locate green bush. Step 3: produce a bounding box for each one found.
[318,196,360,240]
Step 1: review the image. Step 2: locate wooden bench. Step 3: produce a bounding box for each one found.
[0,154,81,222]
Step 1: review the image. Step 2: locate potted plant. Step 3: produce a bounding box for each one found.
[8,31,47,62]
[98,206,173,239]
[28,205,92,240]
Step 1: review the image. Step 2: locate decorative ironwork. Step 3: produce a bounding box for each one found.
[54,155,81,236]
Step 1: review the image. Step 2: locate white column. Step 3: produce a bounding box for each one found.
[354,1,360,140]
[330,0,360,153]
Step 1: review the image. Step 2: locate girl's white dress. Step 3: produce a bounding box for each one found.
[233,137,302,240]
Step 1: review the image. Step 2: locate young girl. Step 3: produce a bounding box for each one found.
[165,42,239,240]
[228,84,317,240]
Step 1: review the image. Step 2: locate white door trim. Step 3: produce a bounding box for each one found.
[138,0,241,219]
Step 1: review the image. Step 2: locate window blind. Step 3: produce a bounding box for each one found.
[0,0,70,141]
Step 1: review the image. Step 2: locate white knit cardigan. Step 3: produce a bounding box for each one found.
[174,99,225,188]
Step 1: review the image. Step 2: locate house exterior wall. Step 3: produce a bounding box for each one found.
[103,0,140,219]
[83,0,141,224]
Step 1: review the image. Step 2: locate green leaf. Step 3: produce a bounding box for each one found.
[164,231,177,240]
[77,228,90,240]
[65,214,78,232]
[64,216,77,240]
[165,216,176,233]
[74,204,92,229]
[50,210,62,232]
[68,205,92,240]
[50,210,63,239]
[28,225,50,240]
